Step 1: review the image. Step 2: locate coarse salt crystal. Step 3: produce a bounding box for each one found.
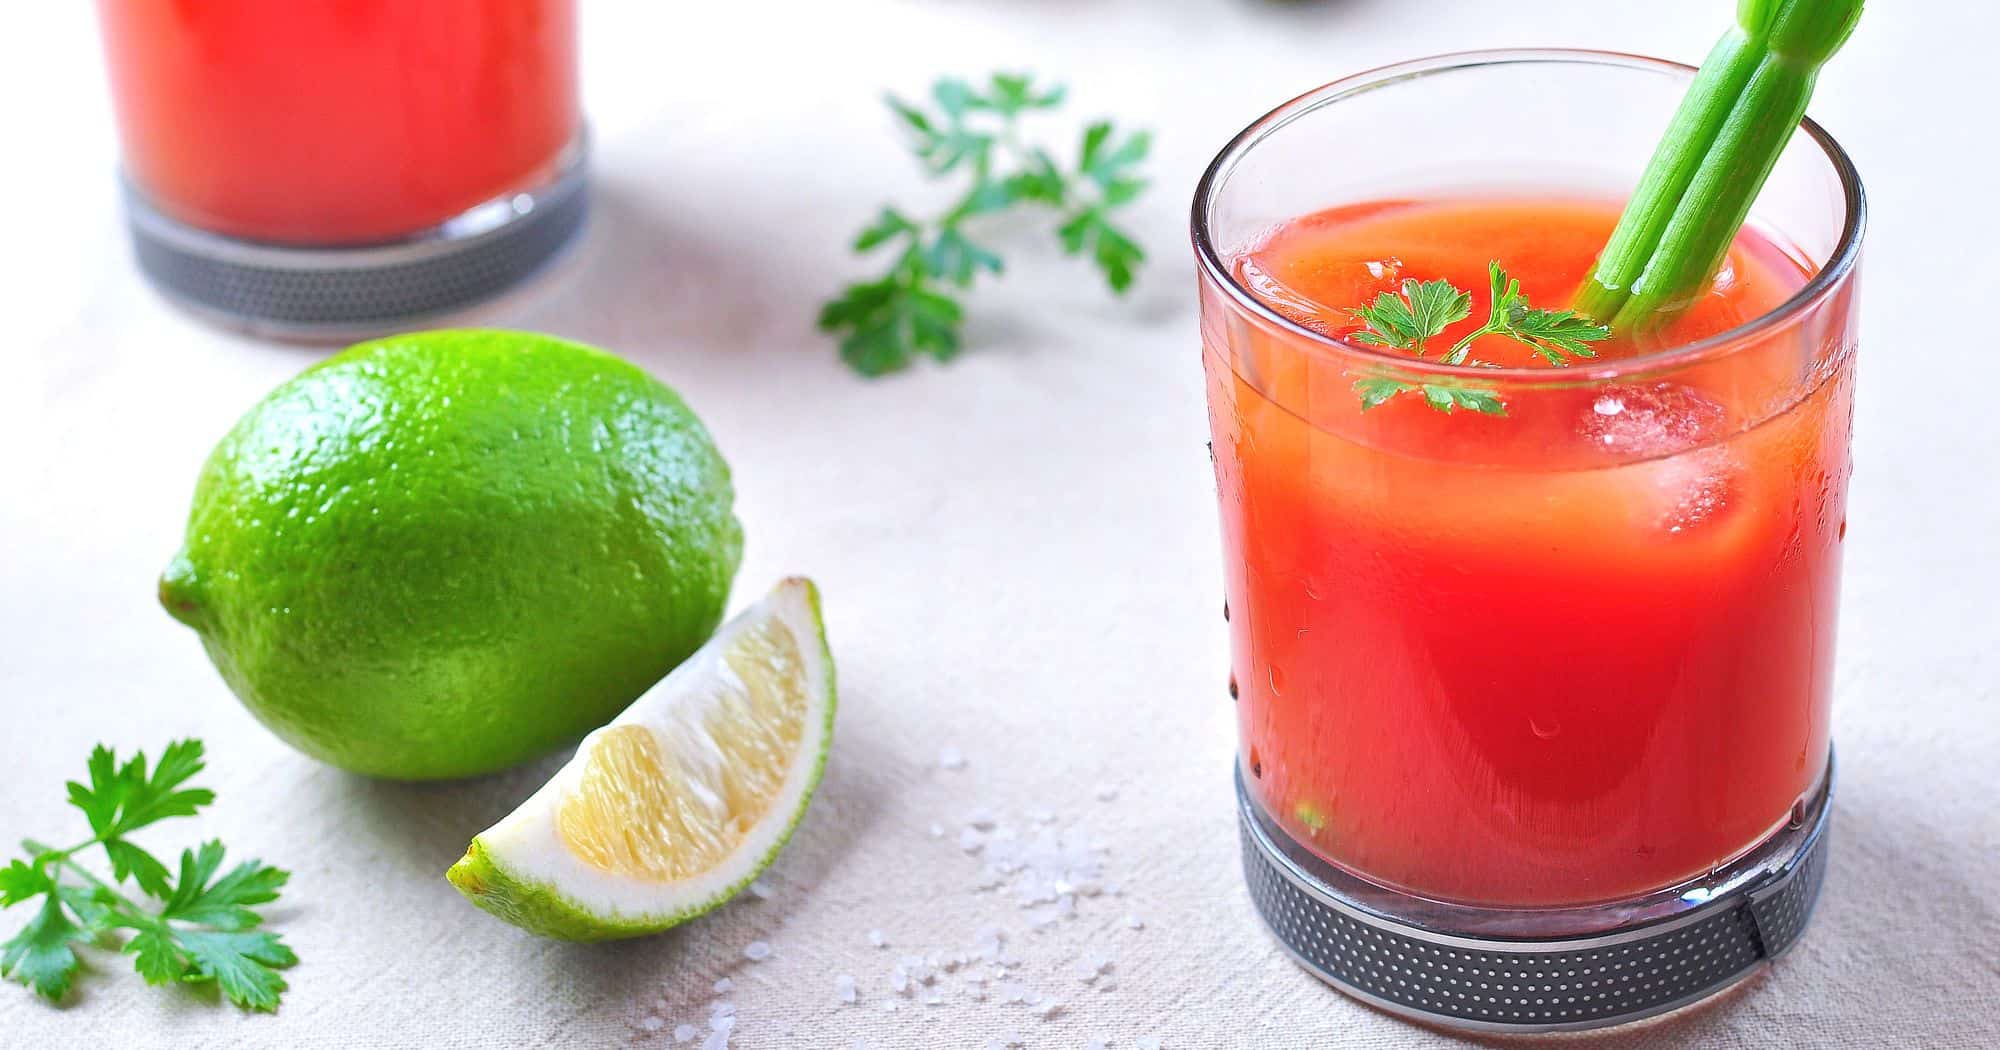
[835,974,857,1004]
[1136,1037,1163,1049]
[712,977,734,994]
[710,1014,735,1033]
[744,941,772,961]
[747,880,772,900]
[674,1023,698,1043]
[1087,1040,1109,1050]
[959,828,985,853]
[868,929,887,948]
[1096,784,1118,801]
[639,1016,665,1032]
[702,1032,729,1050]
[939,746,966,770]
[710,1001,735,1017]
[1034,998,1064,1018]
[964,808,998,830]
[1124,914,1145,930]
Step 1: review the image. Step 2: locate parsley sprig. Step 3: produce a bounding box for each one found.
[1347,262,1609,415]
[819,73,1151,376]
[1,740,296,1011]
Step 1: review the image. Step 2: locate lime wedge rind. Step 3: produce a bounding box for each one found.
[446,577,835,941]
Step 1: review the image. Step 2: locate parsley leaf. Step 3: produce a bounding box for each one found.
[1346,263,1608,414]
[1,897,86,1002]
[1353,378,1507,417]
[1,741,296,1011]
[163,841,290,932]
[821,73,1152,375]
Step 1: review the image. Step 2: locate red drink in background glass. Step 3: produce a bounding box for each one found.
[96,0,579,245]
[1209,197,1851,906]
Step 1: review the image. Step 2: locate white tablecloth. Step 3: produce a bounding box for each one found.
[3,1,1994,1047]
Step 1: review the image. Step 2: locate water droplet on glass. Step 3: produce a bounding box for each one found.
[1529,715,1561,739]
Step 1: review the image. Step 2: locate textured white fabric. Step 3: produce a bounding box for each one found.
[3,1,1995,1047]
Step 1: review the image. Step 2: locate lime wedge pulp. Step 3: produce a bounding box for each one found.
[447,578,835,940]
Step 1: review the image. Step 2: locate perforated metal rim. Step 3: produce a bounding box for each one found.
[121,137,589,336]
[1239,763,1831,1033]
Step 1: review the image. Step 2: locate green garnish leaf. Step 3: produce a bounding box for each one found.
[1349,278,1470,353]
[1,896,87,1002]
[822,73,1153,375]
[1,741,296,1011]
[1479,263,1607,366]
[175,930,297,1012]
[1353,377,1415,409]
[0,861,48,907]
[1347,263,1602,415]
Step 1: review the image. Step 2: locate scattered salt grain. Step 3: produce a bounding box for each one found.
[702,1032,729,1050]
[712,978,734,995]
[747,880,772,900]
[639,1016,665,1032]
[674,1023,698,1043]
[1034,998,1065,1018]
[835,974,857,1004]
[868,928,887,948]
[710,1013,735,1033]
[1096,784,1118,802]
[710,1001,736,1018]
[1124,914,1145,930]
[959,828,985,853]
[964,807,998,830]
[743,941,772,962]
[889,966,910,994]
[1136,1037,1163,1050]
[1087,1040,1109,1050]
[928,822,946,838]
[939,746,967,770]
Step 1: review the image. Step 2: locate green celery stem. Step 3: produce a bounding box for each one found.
[1577,0,1863,331]
[1571,5,1774,324]
[1610,57,1813,328]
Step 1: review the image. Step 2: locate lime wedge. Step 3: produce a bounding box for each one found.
[447,578,835,940]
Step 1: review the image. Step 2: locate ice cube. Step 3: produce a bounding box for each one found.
[1655,452,1739,536]
[1576,382,1725,459]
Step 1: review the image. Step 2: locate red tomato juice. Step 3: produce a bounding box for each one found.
[97,0,578,244]
[1207,197,1852,906]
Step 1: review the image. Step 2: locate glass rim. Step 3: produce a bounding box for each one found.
[1190,48,1867,385]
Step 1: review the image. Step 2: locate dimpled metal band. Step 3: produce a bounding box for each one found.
[122,138,589,336]
[1238,759,1831,1033]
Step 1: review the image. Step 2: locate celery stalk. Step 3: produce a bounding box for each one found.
[1577,0,1863,331]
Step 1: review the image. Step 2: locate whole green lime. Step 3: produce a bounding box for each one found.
[160,330,744,780]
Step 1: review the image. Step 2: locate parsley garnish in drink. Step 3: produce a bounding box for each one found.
[819,73,1151,376]
[0,740,297,1011]
[1345,0,1860,414]
[1347,264,1609,415]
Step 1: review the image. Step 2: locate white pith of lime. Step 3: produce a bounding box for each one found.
[447,578,835,940]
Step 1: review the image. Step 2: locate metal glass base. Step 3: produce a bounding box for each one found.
[121,137,589,338]
[1238,759,1831,1033]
